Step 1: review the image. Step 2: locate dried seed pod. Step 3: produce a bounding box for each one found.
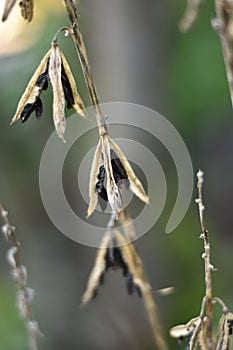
[2,0,17,21]
[11,51,51,125]
[215,312,233,350]
[81,233,111,306]
[108,137,149,204]
[11,38,86,141]
[60,50,86,118]
[110,149,129,189]
[95,165,108,212]
[188,317,202,350]
[102,136,122,218]
[170,317,200,339]
[49,42,66,142]
[19,0,33,22]
[87,139,102,217]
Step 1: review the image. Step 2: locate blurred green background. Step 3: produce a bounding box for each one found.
[0,0,233,349]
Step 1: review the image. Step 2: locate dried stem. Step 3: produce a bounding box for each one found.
[213,0,233,108]
[195,170,213,349]
[63,0,106,136]
[0,203,41,350]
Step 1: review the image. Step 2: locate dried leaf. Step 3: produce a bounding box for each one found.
[108,137,149,204]
[81,233,111,305]
[60,50,86,118]
[49,42,66,142]
[2,0,17,21]
[11,50,51,125]
[87,139,102,217]
[19,0,33,23]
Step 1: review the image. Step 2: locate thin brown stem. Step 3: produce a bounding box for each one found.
[0,203,41,350]
[63,0,106,136]
[195,170,213,349]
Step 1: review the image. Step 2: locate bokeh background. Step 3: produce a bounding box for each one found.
[0,0,233,349]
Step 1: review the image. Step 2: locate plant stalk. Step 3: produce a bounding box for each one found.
[63,0,106,136]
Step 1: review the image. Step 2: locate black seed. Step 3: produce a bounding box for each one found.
[98,187,108,201]
[95,181,102,193]
[20,103,35,123]
[110,150,129,188]
[95,166,108,211]
[98,193,108,212]
[135,285,142,298]
[34,97,43,119]
[36,58,50,90]
[61,63,75,109]
[113,247,128,276]
[97,165,106,181]
[105,249,112,270]
[92,288,98,300]
[228,319,233,335]
[177,337,184,347]
[99,272,105,285]
[126,272,134,295]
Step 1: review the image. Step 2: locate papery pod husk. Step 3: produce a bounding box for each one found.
[188,317,202,350]
[108,137,149,204]
[87,139,102,218]
[170,317,200,338]
[215,313,230,350]
[60,50,86,118]
[11,49,51,124]
[102,136,122,218]
[81,233,111,305]
[49,43,66,142]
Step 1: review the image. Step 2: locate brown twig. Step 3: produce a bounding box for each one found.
[63,0,106,136]
[195,170,213,349]
[0,203,41,350]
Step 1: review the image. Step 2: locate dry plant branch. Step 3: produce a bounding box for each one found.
[170,171,233,349]
[195,170,213,348]
[0,203,41,350]
[63,0,105,134]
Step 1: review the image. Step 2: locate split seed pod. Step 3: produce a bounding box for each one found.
[11,39,86,142]
[11,50,51,124]
[82,227,151,305]
[49,42,66,142]
[215,312,233,350]
[87,134,149,218]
